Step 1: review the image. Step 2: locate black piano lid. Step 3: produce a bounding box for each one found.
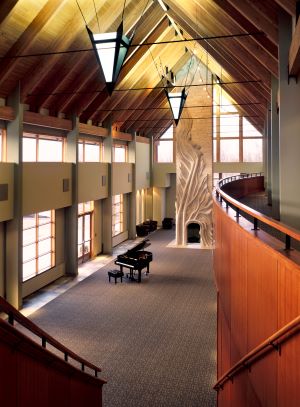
[127,239,151,254]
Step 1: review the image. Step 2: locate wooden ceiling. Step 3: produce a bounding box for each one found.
[0,0,295,137]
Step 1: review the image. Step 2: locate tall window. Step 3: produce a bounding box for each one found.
[23,133,64,162]
[155,125,174,162]
[113,144,127,162]
[242,118,263,162]
[112,194,124,236]
[213,86,263,163]
[22,210,55,281]
[78,140,102,162]
[78,201,94,262]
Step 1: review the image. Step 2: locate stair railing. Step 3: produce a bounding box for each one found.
[0,296,103,378]
[214,315,300,391]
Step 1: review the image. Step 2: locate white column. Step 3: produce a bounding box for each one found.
[271,75,280,219]
[279,11,300,228]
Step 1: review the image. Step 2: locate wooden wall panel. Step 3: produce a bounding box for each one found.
[214,199,300,406]
[217,300,232,405]
[0,320,104,407]
[222,176,264,199]
[277,258,300,406]
[230,225,248,363]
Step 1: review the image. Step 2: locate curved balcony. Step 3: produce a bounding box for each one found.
[213,173,300,407]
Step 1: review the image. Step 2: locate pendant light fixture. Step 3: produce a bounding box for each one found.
[165,88,187,126]
[87,21,132,95]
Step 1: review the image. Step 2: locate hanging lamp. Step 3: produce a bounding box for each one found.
[165,88,187,126]
[87,21,132,95]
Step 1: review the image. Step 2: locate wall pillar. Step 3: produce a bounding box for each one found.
[278,11,300,228]
[128,132,136,239]
[64,116,79,275]
[271,75,280,219]
[267,104,272,205]
[5,84,23,308]
[102,123,112,254]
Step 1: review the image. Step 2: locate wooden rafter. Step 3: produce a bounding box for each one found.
[0,0,66,91]
[0,0,18,26]
[226,0,278,44]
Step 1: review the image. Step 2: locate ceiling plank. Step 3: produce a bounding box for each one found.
[289,15,300,75]
[195,0,278,78]
[0,0,66,89]
[225,0,278,44]
[167,4,271,97]
[213,0,278,59]
[274,0,295,16]
[165,6,268,128]
[0,0,18,26]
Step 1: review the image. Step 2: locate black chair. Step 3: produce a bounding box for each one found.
[162,218,173,229]
[136,224,149,237]
[143,220,157,232]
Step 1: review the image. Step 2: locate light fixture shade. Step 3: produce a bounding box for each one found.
[166,89,187,125]
[87,22,132,95]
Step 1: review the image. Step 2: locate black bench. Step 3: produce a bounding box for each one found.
[108,269,124,284]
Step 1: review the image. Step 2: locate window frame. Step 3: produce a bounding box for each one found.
[22,133,64,162]
[154,125,174,163]
[78,139,103,162]
[113,143,128,162]
[22,210,55,281]
[112,194,124,237]
[213,86,263,163]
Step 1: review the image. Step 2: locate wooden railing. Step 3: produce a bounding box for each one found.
[214,315,300,391]
[216,173,300,250]
[0,296,104,378]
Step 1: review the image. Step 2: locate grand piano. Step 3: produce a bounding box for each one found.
[114,240,153,282]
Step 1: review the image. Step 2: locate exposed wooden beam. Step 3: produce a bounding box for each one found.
[165,6,268,128]
[136,135,150,143]
[0,106,14,121]
[167,4,271,96]
[274,0,295,16]
[78,123,108,137]
[289,14,300,75]
[0,0,66,89]
[196,0,278,77]
[0,0,18,26]
[55,66,100,114]
[112,130,133,141]
[213,0,278,59]
[23,111,72,130]
[226,0,278,44]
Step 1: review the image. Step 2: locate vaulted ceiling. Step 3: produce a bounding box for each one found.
[0,0,295,137]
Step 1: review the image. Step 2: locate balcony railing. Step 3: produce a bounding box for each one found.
[215,173,300,251]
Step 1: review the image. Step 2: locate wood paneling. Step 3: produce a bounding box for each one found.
[79,122,108,138]
[0,318,104,407]
[23,111,72,131]
[214,197,300,406]
[112,129,133,141]
[0,106,14,121]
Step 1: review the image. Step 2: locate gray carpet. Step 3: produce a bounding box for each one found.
[29,229,217,406]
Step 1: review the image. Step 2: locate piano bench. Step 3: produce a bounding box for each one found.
[108,270,124,284]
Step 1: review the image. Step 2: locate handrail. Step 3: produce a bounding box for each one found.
[0,296,103,378]
[215,173,300,250]
[214,314,300,391]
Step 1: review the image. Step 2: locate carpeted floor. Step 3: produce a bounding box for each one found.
[29,228,217,406]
